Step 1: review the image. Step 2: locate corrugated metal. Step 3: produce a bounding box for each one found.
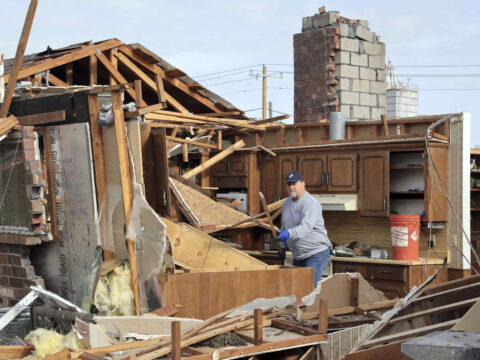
[320,324,373,360]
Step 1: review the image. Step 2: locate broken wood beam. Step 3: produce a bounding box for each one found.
[111,91,140,314]
[166,135,218,150]
[0,116,20,137]
[134,79,143,108]
[381,114,389,136]
[171,321,181,360]
[16,109,65,126]
[182,140,245,180]
[250,114,290,125]
[154,73,167,105]
[259,192,277,239]
[254,309,263,345]
[318,299,328,334]
[0,0,38,118]
[125,103,169,118]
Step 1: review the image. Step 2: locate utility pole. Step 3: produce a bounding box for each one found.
[269,101,273,119]
[262,65,267,119]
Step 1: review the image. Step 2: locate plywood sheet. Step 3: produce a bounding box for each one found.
[163,217,265,270]
[170,177,251,227]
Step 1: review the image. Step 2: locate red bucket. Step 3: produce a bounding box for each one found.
[390,214,420,261]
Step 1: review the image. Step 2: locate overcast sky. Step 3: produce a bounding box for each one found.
[2,0,479,146]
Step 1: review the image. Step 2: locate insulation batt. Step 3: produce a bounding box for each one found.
[94,262,134,316]
[25,328,84,357]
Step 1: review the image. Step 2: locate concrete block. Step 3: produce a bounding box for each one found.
[339,23,349,37]
[371,107,385,120]
[311,11,340,29]
[302,16,314,32]
[340,105,353,119]
[338,78,351,91]
[376,69,386,82]
[336,64,359,79]
[358,19,369,28]
[359,67,376,80]
[363,42,385,56]
[348,25,355,38]
[352,79,369,92]
[338,91,360,105]
[335,51,350,64]
[353,24,373,42]
[369,55,386,69]
[378,94,386,107]
[370,80,386,94]
[340,37,359,52]
[353,105,370,119]
[350,53,368,67]
[360,93,377,106]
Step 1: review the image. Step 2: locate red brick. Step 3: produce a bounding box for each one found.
[7,245,30,255]
[23,126,34,138]
[22,138,35,150]
[0,276,9,287]
[0,244,8,252]
[7,254,30,267]
[0,265,12,276]
[0,286,15,298]
[9,277,42,288]
[23,149,37,161]
[7,299,18,306]
[13,288,30,299]
[11,266,35,278]
[0,254,8,265]
[30,199,44,214]
[25,173,45,186]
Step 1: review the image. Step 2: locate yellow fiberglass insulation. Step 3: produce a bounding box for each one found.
[93,262,134,316]
[25,328,85,358]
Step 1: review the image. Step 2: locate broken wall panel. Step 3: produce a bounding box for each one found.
[31,123,99,307]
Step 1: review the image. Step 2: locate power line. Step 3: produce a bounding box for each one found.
[220,86,293,95]
[398,74,480,77]
[191,64,263,78]
[206,77,254,87]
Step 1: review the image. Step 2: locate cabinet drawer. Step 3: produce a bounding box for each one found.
[368,265,407,282]
[333,263,368,278]
[370,281,407,299]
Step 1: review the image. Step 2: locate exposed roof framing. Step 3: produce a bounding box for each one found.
[3,39,246,117]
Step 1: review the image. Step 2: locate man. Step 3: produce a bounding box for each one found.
[277,171,331,287]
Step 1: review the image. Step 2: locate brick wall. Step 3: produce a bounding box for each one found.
[0,244,44,306]
[0,126,46,305]
[294,9,386,123]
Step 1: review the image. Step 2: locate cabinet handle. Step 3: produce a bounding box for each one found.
[380,270,393,275]
[384,196,387,211]
[226,161,231,173]
[326,172,330,185]
[345,267,355,272]
[321,172,325,185]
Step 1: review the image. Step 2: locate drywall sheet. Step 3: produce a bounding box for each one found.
[32,124,99,307]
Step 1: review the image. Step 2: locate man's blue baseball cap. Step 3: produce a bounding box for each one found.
[285,171,304,183]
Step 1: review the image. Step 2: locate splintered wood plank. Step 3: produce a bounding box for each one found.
[0,0,38,118]
[0,116,19,136]
[17,109,65,126]
[155,73,167,104]
[0,346,33,359]
[89,54,97,86]
[182,140,245,180]
[166,135,217,150]
[111,91,140,314]
[134,79,143,108]
[163,217,266,270]
[88,94,111,259]
[95,52,147,107]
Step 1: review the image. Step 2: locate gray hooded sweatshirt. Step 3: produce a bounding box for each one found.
[281,191,331,260]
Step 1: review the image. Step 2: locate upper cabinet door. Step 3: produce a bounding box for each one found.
[327,153,357,192]
[359,151,390,217]
[278,154,297,198]
[260,155,278,204]
[298,154,327,193]
[425,146,448,221]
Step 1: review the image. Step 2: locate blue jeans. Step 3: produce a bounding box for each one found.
[293,248,330,287]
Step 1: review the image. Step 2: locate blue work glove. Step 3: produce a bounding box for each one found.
[277,230,290,242]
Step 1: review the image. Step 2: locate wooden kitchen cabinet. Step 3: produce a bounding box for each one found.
[359,151,389,217]
[211,153,248,188]
[274,152,357,198]
[333,259,448,299]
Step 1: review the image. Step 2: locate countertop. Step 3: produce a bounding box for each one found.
[244,250,446,266]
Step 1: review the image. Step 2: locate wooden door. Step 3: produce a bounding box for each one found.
[260,155,277,204]
[424,145,448,221]
[327,153,357,192]
[277,154,297,198]
[298,154,327,193]
[359,151,389,217]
